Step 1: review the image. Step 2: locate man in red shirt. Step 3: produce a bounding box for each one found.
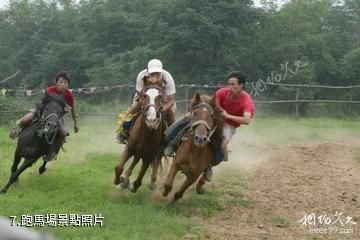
[203,71,255,181]
[163,71,255,181]
[216,71,255,151]
[9,71,80,160]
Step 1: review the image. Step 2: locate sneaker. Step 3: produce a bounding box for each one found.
[9,127,22,140]
[163,145,174,157]
[223,150,229,162]
[203,167,213,182]
[116,133,128,144]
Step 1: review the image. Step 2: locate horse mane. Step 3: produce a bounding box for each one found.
[37,93,66,111]
[190,94,224,151]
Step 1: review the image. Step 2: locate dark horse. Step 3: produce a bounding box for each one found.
[0,94,65,194]
[162,93,224,202]
[114,84,165,192]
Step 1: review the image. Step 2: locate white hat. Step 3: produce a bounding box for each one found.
[147,59,163,73]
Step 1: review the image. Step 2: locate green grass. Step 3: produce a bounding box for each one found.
[0,117,237,240]
[239,117,360,145]
[0,117,359,239]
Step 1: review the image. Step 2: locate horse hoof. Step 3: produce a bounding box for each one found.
[119,176,125,183]
[162,184,172,197]
[114,176,120,185]
[196,186,206,195]
[128,184,137,193]
[149,183,157,190]
[173,192,182,202]
[39,167,47,174]
[120,179,129,189]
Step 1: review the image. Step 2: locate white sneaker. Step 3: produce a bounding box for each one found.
[163,145,174,156]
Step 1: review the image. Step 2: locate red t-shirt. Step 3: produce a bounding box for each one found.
[46,86,74,108]
[216,88,255,128]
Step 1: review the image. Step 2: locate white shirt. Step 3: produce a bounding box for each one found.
[135,69,176,95]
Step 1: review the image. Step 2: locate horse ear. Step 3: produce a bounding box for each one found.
[209,95,216,107]
[194,92,201,103]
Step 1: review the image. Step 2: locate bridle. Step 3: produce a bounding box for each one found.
[38,107,61,145]
[190,102,217,142]
[141,85,164,129]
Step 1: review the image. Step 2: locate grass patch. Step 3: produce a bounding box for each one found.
[240,117,360,145]
[311,236,324,240]
[272,216,290,228]
[0,117,239,239]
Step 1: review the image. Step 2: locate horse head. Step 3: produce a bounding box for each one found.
[38,94,65,144]
[190,93,217,147]
[139,85,163,130]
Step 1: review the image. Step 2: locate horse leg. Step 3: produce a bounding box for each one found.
[129,160,151,193]
[196,176,206,195]
[39,161,48,174]
[0,158,35,194]
[10,149,22,184]
[162,162,179,197]
[173,175,198,203]
[149,156,161,190]
[114,147,132,185]
[120,155,140,189]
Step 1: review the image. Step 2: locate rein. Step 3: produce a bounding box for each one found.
[190,102,217,142]
[39,110,60,145]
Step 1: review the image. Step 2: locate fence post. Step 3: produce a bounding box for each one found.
[185,86,189,113]
[349,87,353,115]
[295,87,300,119]
[128,86,133,105]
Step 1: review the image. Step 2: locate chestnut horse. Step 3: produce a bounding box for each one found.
[114,84,165,192]
[162,93,224,202]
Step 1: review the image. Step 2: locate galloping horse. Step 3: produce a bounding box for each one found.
[162,93,224,202]
[114,84,166,192]
[0,94,66,194]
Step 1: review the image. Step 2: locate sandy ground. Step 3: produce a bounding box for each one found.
[198,138,360,240]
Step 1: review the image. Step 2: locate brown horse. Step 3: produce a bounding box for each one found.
[114,84,165,192]
[162,93,224,202]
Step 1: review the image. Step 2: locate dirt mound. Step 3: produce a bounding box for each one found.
[202,142,360,240]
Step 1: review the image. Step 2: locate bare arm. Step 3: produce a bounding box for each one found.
[216,96,252,125]
[163,94,175,112]
[71,104,80,133]
[223,111,252,125]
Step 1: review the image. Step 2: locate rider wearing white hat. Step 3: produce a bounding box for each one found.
[117,59,176,144]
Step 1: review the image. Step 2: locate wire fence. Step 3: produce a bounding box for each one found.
[1,82,360,121]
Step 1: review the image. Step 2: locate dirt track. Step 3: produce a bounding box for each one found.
[201,139,360,240]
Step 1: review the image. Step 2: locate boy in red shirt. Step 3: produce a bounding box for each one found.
[9,71,80,160]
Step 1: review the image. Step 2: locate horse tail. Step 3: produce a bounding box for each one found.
[151,154,170,177]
